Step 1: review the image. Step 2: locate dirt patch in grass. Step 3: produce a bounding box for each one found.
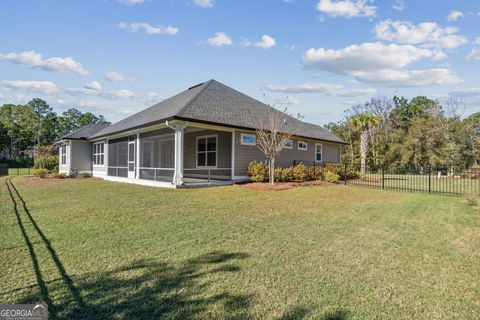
[242,180,336,191]
[20,176,99,187]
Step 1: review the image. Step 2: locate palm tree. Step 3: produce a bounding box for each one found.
[348,113,381,175]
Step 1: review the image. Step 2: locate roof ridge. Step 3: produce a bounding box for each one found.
[176,80,215,117]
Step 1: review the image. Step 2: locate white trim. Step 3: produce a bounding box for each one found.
[127,140,135,179]
[283,138,293,149]
[104,175,176,188]
[240,133,256,146]
[135,133,140,179]
[195,134,218,169]
[233,175,250,181]
[315,143,323,162]
[298,140,308,151]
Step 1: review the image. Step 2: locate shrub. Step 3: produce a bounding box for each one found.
[247,161,268,182]
[32,168,48,178]
[465,193,480,208]
[323,170,340,182]
[69,169,79,179]
[275,167,295,182]
[80,172,92,178]
[34,155,59,173]
[292,163,310,182]
[52,172,68,179]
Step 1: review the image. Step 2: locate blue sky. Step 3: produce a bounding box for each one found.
[1,0,479,125]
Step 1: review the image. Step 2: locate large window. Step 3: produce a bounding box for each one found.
[60,145,67,165]
[315,143,322,162]
[197,135,217,167]
[93,142,105,166]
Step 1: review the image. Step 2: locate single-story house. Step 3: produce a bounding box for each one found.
[59,80,346,187]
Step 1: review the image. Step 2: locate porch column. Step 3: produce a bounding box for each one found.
[135,133,140,179]
[173,124,186,186]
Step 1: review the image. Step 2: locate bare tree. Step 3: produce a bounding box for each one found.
[249,107,296,184]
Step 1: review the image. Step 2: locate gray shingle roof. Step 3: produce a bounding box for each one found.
[91,80,345,144]
[61,123,110,140]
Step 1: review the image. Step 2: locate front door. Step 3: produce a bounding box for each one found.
[128,140,135,179]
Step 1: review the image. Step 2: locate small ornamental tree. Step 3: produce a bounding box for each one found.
[249,107,297,184]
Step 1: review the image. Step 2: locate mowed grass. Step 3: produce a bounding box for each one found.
[0,177,479,319]
[7,168,32,176]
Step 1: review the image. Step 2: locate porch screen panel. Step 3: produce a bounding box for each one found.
[107,137,129,177]
[139,131,174,181]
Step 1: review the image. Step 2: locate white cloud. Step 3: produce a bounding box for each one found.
[374,20,468,49]
[193,0,213,8]
[317,0,376,18]
[242,35,276,49]
[466,48,480,61]
[447,10,464,21]
[284,0,296,3]
[206,32,233,47]
[302,42,460,87]
[84,81,102,91]
[66,85,161,103]
[2,80,59,94]
[265,82,376,97]
[118,0,145,5]
[350,68,461,87]
[302,42,443,73]
[118,22,179,35]
[392,0,404,11]
[104,70,128,82]
[0,51,88,76]
[476,37,480,45]
[450,88,480,97]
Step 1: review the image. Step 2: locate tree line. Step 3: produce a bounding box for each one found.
[0,98,109,166]
[326,96,480,172]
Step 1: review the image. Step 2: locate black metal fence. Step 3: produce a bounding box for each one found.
[0,164,7,177]
[345,165,479,196]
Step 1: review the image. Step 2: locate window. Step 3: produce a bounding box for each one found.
[197,135,217,167]
[283,139,293,149]
[298,141,308,151]
[240,133,256,146]
[60,145,67,165]
[315,143,322,162]
[93,142,105,166]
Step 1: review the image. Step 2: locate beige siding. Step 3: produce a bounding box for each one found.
[184,129,232,169]
[234,130,342,176]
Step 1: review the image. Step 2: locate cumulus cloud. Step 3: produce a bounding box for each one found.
[242,35,276,49]
[265,82,376,97]
[302,42,460,87]
[466,48,480,61]
[447,10,463,21]
[206,32,233,47]
[374,20,468,49]
[392,0,404,11]
[0,51,88,76]
[104,70,129,82]
[193,0,213,8]
[118,22,179,35]
[317,0,376,18]
[84,81,102,91]
[2,80,59,94]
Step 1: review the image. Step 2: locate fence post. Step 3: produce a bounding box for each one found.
[382,165,385,190]
[428,167,432,194]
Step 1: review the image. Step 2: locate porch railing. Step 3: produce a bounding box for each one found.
[138,167,175,182]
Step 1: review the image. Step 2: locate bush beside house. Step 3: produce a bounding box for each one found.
[247,161,359,184]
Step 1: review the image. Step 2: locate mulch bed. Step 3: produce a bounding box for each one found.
[242,180,336,191]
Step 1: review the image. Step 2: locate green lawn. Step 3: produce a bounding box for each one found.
[8,167,33,176]
[1,177,479,319]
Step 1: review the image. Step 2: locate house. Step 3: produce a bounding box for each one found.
[59,80,346,187]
